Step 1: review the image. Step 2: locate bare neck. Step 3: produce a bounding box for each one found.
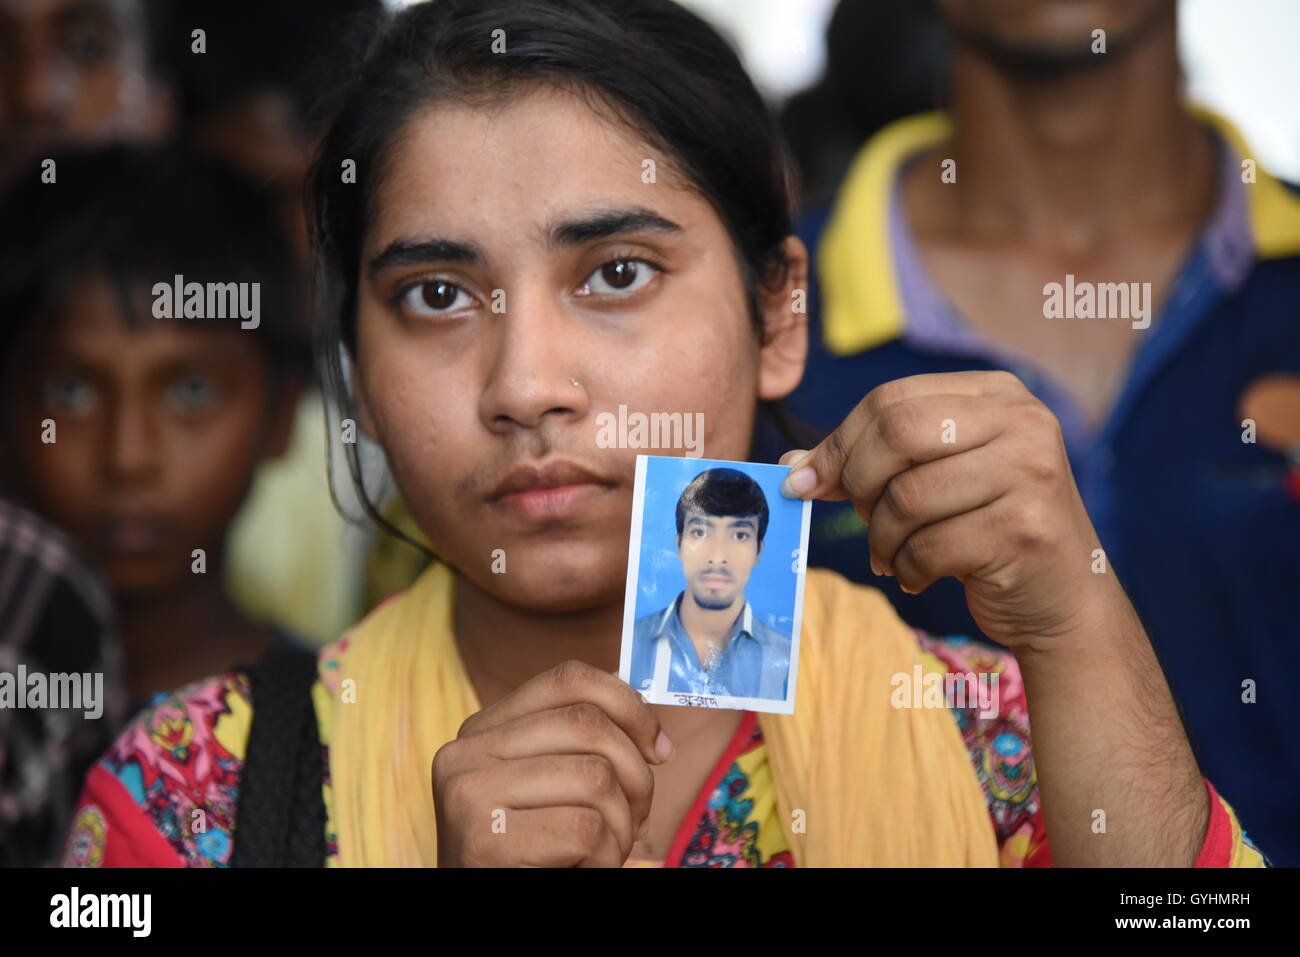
[451,571,627,708]
[678,592,742,661]
[116,559,272,698]
[913,21,1216,251]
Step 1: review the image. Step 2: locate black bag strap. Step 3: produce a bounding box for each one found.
[230,644,327,867]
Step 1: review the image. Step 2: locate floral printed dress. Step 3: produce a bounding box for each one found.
[64,632,1268,868]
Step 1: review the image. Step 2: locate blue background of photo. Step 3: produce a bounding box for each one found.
[633,456,805,635]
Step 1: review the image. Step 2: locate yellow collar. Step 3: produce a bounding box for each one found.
[817,109,1300,357]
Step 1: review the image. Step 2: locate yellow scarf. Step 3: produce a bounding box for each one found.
[328,562,999,866]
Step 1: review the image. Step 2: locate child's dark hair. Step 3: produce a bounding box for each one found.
[307,0,808,548]
[147,0,386,139]
[0,145,308,378]
[676,468,770,547]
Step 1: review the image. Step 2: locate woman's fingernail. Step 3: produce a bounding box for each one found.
[655,730,675,763]
[870,555,882,576]
[781,466,817,498]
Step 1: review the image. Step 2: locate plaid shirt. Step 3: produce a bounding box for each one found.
[0,498,126,866]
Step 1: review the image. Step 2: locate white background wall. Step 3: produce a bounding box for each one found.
[1180,0,1300,180]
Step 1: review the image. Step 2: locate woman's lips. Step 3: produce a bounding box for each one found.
[495,482,609,520]
[487,459,618,521]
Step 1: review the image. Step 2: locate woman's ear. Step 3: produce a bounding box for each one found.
[758,235,810,402]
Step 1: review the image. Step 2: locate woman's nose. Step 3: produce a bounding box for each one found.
[478,293,590,433]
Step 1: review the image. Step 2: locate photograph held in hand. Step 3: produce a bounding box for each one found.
[621,457,810,714]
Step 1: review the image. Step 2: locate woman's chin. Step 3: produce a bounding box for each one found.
[458,546,628,615]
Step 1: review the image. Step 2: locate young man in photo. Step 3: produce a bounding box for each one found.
[630,468,791,701]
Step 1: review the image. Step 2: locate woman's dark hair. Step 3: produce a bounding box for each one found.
[307,0,808,550]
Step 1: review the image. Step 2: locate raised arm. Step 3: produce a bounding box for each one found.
[780,370,1211,866]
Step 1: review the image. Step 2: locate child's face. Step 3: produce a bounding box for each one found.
[7,272,294,594]
[354,87,805,614]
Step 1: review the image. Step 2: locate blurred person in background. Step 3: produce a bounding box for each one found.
[4,0,391,653]
[0,0,172,188]
[786,0,1300,864]
[0,146,311,710]
[0,498,126,867]
[778,0,949,212]
[0,0,165,866]
[144,0,387,644]
[149,0,385,265]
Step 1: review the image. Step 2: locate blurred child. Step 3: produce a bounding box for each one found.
[0,145,309,708]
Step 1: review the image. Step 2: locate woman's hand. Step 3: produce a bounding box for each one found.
[781,370,1111,652]
[782,370,1213,865]
[432,660,673,867]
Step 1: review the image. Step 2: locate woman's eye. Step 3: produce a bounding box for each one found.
[578,259,657,296]
[44,375,98,416]
[400,280,473,317]
[168,376,220,413]
[735,531,749,542]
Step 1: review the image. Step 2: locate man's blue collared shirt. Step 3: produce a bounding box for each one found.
[629,593,791,701]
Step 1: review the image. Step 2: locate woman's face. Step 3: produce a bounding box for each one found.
[354,87,806,613]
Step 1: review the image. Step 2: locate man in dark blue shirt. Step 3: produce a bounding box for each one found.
[780,0,1300,863]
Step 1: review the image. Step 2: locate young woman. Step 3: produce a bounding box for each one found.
[64,0,1265,868]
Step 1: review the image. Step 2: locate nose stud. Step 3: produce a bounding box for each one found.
[570,378,581,388]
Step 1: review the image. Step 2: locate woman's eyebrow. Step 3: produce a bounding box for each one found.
[547,206,683,249]
[367,206,681,276]
[368,237,485,276]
